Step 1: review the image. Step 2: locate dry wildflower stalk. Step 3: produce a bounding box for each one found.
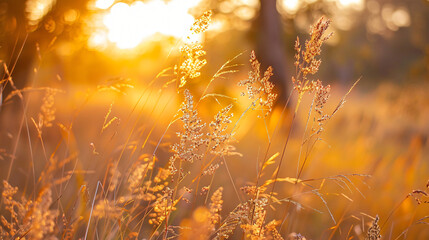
[241,185,260,196]
[1,180,24,238]
[31,88,63,137]
[215,201,249,239]
[190,10,212,34]
[128,159,154,192]
[292,16,355,182]
[37,153,77,187]
[26,187,58,240]
[204,163,220,176]
[408,190,429,204]
[264,220,284,240]
[214,198,275,240]
[292,16,332,112]
[207,104,238,156]
[154,167,170,184]
[174,10,212,88]
[1,181,58,240]
[148,188,178,226]
[93,199,123,219]
[169,90,207,175]
[61,213,80,240]
[238,51,277,118]
[125,157,171,202]
[176,44,207,88]
[108,163,120,192]
[38,88,57,128]
[209,187,224,229]
[136,167,171,201]
[241,198,268,240]
[201,186,210,196]
[312,80,331,133]
[101,102,119,134]
[365,215,381,240]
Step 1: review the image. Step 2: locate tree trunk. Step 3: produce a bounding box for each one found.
[255,0,288,103]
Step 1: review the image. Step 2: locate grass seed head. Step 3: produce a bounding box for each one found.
[365,215,382,240]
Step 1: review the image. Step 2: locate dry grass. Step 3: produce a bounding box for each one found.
[0,12,428,240]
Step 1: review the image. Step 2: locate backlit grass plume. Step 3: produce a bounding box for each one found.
[174,10,212,88]
[292,16,333,112]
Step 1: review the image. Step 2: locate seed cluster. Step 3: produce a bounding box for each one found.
[238,51,277,118]
[292,16,332,94]
[365,215,382,240]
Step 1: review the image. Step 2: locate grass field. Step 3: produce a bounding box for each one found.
[0,12,428,240]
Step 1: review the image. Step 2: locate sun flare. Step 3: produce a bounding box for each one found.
[88,0,202,50]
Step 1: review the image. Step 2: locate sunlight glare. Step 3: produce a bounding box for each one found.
[282,0,301,14]
[88,31,108,50]
[91,0,203,50]
[95,0,115,10]
[26,0,56,27]
[337,0,364,10]
[391,8,410,28]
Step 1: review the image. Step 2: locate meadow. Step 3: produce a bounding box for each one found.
[0,10,428,240]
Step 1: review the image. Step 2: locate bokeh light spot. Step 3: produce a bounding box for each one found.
[281,0,301,14]
[391,8,411,28]
[63,9,79,24]
[26,0,56,27]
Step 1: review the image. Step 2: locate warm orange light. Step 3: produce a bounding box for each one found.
[63,9,78,24]
[337,0,364,10]
[26,0,56,26]
[391,8,410,28]
[89,0,203,50]
[88,31,108,50]
[282,0,301,14]
[95,0,115,10]
[280,0,365,15]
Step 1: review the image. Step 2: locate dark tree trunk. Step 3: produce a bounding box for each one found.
[255,0,288,104]
[0,0,89,106]
[0,0,34,108]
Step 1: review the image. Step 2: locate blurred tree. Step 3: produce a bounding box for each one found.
[202,0,289,104]
[0,0,89,100]
[254,0,288,103]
